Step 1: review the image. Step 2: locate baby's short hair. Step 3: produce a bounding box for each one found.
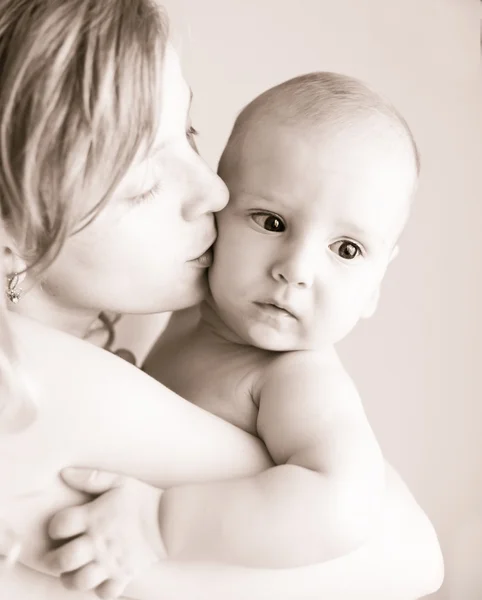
[220,72,420,177]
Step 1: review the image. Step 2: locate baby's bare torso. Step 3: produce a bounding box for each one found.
[148,324,277,435]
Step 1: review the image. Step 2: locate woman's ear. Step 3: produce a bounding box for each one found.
[1,226,27,280]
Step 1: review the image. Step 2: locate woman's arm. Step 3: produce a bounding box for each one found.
[125,463,444,600]
[2,464,443,600]
[1,313,271,574]
[2,313,443,599]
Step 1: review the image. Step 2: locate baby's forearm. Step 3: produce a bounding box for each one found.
[159,464,375,568]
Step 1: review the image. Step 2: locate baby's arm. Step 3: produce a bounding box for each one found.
[159,350,385,567]
[47,350,385,590]
[2,462,443,600]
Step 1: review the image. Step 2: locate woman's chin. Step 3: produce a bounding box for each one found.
[93,271,208,315]
[152,277,208,314]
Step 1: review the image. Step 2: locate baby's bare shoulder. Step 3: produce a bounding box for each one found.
[262,347,344,380]
[255,348,360,410]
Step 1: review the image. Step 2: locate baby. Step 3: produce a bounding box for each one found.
[45,72,420,596]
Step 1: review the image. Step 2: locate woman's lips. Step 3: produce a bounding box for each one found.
[190,247,213,267]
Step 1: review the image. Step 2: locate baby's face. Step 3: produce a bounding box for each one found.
[209,118,416,351]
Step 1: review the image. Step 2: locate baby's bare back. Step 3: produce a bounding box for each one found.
[145,322,274,435]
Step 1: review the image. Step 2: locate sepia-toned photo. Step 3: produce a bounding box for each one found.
[0,1,479,599]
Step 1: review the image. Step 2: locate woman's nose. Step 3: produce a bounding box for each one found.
[182,161,229,221]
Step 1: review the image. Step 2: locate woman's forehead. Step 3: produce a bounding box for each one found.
[120,44,192,177]
[154,44,191,142]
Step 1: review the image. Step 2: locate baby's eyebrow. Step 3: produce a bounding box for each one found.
[237,190,287,206]
[333,219,372,238]
[335,221,369,237]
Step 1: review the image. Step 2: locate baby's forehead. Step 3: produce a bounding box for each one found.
[221,71,420,192]
[229,114,417,187]
[223,118,415,240]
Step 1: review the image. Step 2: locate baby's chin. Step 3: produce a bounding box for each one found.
[242,323,310,353]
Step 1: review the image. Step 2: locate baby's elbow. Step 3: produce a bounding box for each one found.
[332,477,385,551]
[411,512,445,596]
[315,481,382,559]
[333,509,377,553]
[425,546,445,597]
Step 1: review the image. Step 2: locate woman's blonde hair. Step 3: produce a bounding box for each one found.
[0,0,169,271]
[0,0,169,428]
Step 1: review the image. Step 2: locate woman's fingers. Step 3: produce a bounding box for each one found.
[61,467,125,494]
[44,535,94,572]
[61,562,108,592]
[48,504,87,540]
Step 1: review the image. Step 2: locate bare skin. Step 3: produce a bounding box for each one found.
[0,311,443,600]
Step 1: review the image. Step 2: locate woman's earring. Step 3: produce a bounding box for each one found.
[5,273,22,304]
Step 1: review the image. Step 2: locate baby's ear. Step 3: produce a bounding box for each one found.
[361,246,399,320]
[360,287,380,320]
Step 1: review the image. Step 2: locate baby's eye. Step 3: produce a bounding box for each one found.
[251,212,286,232]
[330,240,363,260]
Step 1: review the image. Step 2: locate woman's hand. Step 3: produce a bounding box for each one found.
[44,468,166,599]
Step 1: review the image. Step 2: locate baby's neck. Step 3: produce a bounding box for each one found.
[198,295,251,347]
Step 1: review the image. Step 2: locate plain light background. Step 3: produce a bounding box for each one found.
[116,1,481,598]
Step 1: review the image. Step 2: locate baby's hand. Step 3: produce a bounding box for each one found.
[45,468,166,599]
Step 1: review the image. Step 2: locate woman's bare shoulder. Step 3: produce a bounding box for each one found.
[11,311,142,371]
[1,313,270,573]
[10,311,174,417]
[4,312,269,485]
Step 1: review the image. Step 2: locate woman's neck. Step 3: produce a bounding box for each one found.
[10,286,99,339]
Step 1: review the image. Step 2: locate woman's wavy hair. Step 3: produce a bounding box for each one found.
[0,0,169,270]
[0,0,169,428]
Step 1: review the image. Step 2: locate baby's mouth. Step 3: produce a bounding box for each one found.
[254,302,297,319]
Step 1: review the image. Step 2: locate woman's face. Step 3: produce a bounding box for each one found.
[31,45,228,324]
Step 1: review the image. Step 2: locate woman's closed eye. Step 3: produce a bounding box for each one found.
[250,211,286,233]
[329,239,364,261]
[130,182,162,204]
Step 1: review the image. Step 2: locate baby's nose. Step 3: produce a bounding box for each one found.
[272,261,315,289]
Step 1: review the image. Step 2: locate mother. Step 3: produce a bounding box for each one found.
[0,0,443,598]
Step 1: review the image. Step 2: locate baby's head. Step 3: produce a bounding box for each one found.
[209,72,420,351]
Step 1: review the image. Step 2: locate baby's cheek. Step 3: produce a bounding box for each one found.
[210,244,236,281]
